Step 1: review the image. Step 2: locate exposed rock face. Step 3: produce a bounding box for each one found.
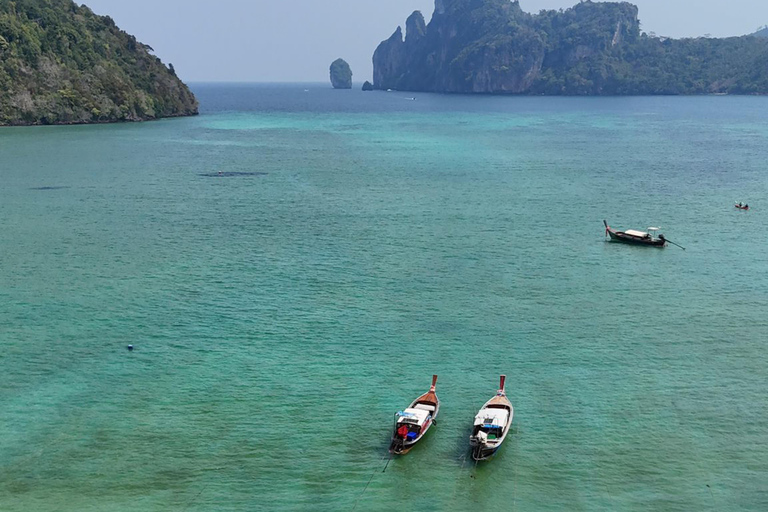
[330,58,353,89]
[362,81,374,91]
[373,0,768,95]
[405,10,427,42]
[373,28,404,91]
[374,1,638,94]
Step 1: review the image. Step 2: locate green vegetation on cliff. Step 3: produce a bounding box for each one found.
[374,0,768,95]
[0,0,198,125]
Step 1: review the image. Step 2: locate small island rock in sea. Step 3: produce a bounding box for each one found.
[362,81,374,91]
[0,0,198,125]
[330,58,353,89]
[373,0,768,95]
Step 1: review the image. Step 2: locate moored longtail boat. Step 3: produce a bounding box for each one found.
[604,220,666,247]
[469,375,514,461]
[389,375,439,455]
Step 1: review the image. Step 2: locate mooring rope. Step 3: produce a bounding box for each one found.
[382,452,394,473]
[512,429,518,511]
[182,484,208,512]
[448,450,470,504]
[351,452,389,511]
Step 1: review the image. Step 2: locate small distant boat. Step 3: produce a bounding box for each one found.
[389,375,439,455]
[735,203,750,210]
[604,220,666,247]
[469,375,513,461]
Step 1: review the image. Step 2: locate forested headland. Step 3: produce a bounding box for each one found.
[0,0,198,126]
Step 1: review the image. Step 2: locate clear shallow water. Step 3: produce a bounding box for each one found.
[1,84,767,511]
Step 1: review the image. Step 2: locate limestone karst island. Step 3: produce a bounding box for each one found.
[373,0,768,95]
[0,0,198,126]
[330,58,353,89]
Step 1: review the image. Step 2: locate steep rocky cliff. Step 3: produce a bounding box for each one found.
[330,58,353,89]
[374,0,768,95]
[0,0,198,125]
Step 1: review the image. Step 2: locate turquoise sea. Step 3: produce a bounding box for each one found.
[1,84,767,511]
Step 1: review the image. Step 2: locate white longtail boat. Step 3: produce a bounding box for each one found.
[469,375,513,461]
[389,375,439,455]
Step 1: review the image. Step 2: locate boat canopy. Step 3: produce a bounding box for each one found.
[474,408,509,428]
[399,408,431,426]
[624,229,648,238]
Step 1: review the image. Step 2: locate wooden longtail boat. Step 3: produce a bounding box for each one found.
[469,375,514,461]
[604,220,666,247]
[735,203,750,210]
[389,375,439,455]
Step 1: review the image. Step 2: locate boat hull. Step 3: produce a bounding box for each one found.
[390,376,439,455]
[471,444,500,461]
[606,229,666,247]
[389,417,437,454]
[603,220,666,247]
[389,437,420,455]
[608,231,667,247]
[469,391,513,462]
[389,428,436,454]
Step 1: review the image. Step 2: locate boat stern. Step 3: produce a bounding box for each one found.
[471,442,499,461]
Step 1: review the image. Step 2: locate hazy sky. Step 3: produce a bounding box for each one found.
[80,0,768,83]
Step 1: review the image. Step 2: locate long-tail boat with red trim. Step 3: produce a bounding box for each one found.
[469,375,514,461]
[389,375,439,455]
[735,203,750,210]
[604,220,666,247]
